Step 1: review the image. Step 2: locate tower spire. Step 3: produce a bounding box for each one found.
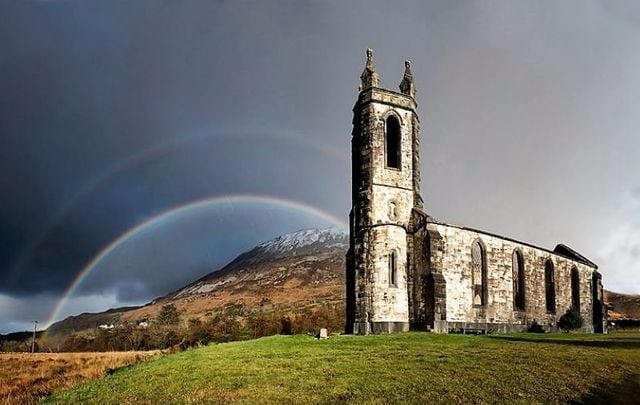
[360,48,380,90]
[399,60,416,97]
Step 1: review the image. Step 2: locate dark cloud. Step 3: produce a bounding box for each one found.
[115,282,150,303]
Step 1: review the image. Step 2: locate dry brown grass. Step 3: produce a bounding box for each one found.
[119,254,345,323]
[0,351,159,404]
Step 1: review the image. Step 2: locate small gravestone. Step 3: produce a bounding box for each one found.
[319,328,328,339]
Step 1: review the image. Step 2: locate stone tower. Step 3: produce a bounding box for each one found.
[346,49,422,334]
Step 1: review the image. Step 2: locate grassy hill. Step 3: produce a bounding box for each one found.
[47,332,640,404]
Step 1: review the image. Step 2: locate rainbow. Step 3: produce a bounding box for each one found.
[45,194,346,328]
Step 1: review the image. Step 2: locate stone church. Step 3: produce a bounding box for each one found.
[346,49,606,334]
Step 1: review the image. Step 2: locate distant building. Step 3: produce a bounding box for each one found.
[346,49,606,334]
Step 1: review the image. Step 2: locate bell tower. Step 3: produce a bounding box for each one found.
[346,49,422,334]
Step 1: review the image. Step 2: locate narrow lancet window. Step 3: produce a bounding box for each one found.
[571,266,580,312]
[513,249,525,310]
[385,116,401,169]
[389,251,398,287]
[471,241,486,306]
[545,259,556,313]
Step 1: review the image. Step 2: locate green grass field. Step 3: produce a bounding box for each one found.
[46,332,640,404]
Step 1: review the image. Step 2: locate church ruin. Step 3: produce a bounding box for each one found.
[346,49,606,334]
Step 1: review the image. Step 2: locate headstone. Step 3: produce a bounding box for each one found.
[319,328,328,339]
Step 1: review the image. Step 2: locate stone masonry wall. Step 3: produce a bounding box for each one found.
[429,223,596,332]
[368,225,410,323]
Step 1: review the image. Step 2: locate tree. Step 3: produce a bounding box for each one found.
[558,308,584,332]
[160,329,180,348]
[157,304,180,325]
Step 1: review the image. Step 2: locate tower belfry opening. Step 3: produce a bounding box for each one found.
[385,116,401,169]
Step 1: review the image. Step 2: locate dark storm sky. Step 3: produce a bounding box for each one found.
[1,1,639,332]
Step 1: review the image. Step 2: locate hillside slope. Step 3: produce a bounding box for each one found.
[48,228,347,336]
[605,290,640,323]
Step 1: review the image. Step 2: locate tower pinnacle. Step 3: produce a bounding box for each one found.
[360,48,380,90]
[399,60,416,97]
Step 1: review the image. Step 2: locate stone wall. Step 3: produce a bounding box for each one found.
[367,225,410,323]
[423,222,598,332]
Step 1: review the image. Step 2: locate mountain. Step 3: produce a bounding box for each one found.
[605,290,640,327]
[47,228,348,336]
[0,330,44,343]
[45,306,142,336]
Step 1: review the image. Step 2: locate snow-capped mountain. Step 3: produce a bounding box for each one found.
[256,227,347,256]
[48,228,348,335]
[175,227,347,296]
[217,227,347,268]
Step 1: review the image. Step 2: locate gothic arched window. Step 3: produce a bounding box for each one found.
[513,249,525,310]
[389,251,398,287]
[385,115,401,169]
[471,240,487,306]
[571,266,580,312]
[545,259,556,313]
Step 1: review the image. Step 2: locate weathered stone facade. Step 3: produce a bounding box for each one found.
[346,50,606,334]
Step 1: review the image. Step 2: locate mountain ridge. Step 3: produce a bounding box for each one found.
[47,228,348,336]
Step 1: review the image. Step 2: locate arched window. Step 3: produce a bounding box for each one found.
[471,240,486,306]
[389,251,398,287]
[571,266,580,312]
[385,115,401,169]
[545,259,556,313]
[512,249,525,310]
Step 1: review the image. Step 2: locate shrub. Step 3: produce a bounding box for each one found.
[280,317,293,335]
[160,329,180,348]
[185,318,213,346]
[527,320,545,333]
[558,308,584,332]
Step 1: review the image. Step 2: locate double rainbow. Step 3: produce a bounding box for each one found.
[45,194,346,328]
